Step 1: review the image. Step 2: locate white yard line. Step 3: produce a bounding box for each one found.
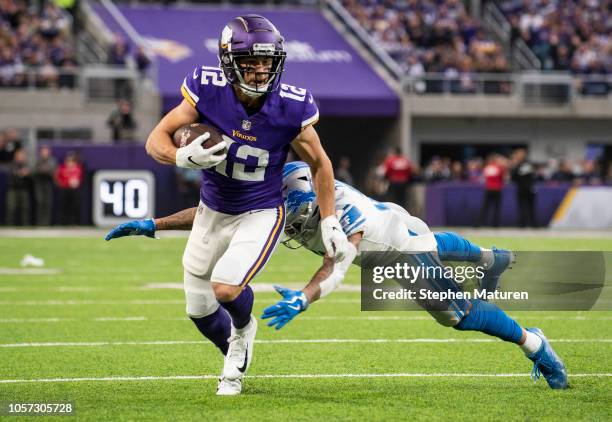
[0,268,61,275]
[93,317,148,321]
[0,228,188,238]
[0,318,67,323]
[0,283,360,292]
[1,315,611,324]
[0,372,610,384]
[0,299,362,305]
[1,338,610,348]
[140,283,362,292]
[2,227,611,238]
[0,300,186,305]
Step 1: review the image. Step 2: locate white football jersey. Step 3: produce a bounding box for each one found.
[298,181,436,264]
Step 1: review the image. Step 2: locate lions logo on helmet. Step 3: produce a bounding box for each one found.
[281,162,318,248]
[218,15,287,97]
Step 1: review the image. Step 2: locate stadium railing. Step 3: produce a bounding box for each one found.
[0,65,142,103]
[81,65,142,102]
[482,1,541,71]
[326,0,609,103]
[402,72,611,104]
[323,0,404,80]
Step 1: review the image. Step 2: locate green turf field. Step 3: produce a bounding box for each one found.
[0,235,610,421]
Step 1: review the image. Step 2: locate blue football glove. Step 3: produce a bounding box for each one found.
[261,285,309,330]
[104,219,156,241]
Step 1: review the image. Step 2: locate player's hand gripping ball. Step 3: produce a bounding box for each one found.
[174,123,228,169]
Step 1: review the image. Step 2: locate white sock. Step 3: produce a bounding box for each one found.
[520,330,543,355]
[478,248,494,269]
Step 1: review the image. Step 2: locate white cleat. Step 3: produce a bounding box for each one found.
[216,377,242,396]
[222,315,257,381]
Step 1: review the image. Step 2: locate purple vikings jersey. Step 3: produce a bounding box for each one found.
[181,65,319,214]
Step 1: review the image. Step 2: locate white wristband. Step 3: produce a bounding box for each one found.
[319,242,357,298]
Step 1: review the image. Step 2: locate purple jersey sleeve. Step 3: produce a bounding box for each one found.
[301,90,319,129]
[180,66,202,108]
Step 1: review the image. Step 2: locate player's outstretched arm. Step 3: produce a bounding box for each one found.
[291,126,348,261]
[261,233,361,329]
[302,233,361,302]
[105,207,198,241]
[145,99,199,165]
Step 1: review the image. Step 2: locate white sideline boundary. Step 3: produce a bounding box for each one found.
[1,373,610,384]
[1,338,611,348]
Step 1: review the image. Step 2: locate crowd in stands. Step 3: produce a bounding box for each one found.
[107,33,151,77]
[0,0,78,88]
[499,0,610,95]
[342,0,610,95]
[0,0,151,90]
[363,147,611,227]
[342,0,512,93]
[0,128,84,225]
[499,0,610,72]
[404,153,609,185]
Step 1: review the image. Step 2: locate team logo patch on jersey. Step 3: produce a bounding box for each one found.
[232,129,257,142]
[242,120,252,131]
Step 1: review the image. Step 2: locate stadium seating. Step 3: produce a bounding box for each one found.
[342,0,510,83]
[340,0,609,96]
[0,0,78,88]
[497,0,610,95]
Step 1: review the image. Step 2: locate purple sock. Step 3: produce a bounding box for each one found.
[220,285,254,329]
[190,307,231,355]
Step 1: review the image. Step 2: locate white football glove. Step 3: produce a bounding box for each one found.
[320,215,348,262]
[175,132,227,169]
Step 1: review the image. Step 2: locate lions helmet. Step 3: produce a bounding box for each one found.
[281,161,318,248]
[218,15,286,98]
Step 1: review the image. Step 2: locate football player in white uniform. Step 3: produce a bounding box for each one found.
[106,161,568,390]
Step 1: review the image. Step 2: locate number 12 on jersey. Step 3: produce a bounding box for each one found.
[215,135,269,182]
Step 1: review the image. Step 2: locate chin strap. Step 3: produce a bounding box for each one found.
[238,83,269,98]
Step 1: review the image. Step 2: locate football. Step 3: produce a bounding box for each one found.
[172,122,227,155]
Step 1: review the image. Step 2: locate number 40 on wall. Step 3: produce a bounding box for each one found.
[93,170,156,226]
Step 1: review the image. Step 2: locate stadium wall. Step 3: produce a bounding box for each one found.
[0,87,160,143]
[410,116,612,163]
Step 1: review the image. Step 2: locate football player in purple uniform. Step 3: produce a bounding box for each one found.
[144,15,348,395]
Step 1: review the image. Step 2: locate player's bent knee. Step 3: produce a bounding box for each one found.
[183,270,219,317]
[212,282,242,302]
[185,292,219,318]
